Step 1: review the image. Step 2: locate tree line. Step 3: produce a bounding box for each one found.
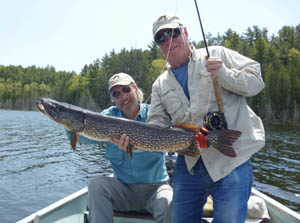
[0,24,299,125]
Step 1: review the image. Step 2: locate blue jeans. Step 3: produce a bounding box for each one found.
[172,155,253,223]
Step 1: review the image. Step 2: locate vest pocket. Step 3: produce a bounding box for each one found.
[161,87,184,122]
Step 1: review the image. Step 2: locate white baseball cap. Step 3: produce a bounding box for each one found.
[108,73,136,92]
[152,14,183,37]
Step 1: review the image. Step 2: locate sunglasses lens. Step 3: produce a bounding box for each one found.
[155,28,181,45]
[112,86,131,99]
[154,33,165,45]
[122,86,131,93]
[173,28,181,37]
[112,91,120,99]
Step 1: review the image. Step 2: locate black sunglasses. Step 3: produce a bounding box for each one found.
[111,86,131,99]
[154,27,182,45]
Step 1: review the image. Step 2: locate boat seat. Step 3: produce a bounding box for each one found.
[112,196,213,220]
[84,210,154,223]
[114,210,154,219]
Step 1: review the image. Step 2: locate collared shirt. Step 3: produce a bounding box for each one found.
[171,59,190,100]
[147,45,265,182]
[68,103,169,184]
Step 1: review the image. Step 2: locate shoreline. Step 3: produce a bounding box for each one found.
[1,108,299,127]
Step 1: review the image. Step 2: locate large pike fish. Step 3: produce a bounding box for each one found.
[36,98,241,157]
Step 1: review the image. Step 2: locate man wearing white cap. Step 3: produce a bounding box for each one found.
[149,14,265,223]
[115,14,265,222]
[74,73,172,223]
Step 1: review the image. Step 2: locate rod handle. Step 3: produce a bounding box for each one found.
[212,78,224,113]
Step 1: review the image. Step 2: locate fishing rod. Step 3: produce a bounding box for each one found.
[194,0,228,130]
[194,0,209,57]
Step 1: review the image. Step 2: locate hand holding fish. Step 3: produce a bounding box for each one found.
[205,56,223,75]
[109,134,129,152]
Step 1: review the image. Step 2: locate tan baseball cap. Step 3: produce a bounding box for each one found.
[108,73,136,92]
[152,14,183,37]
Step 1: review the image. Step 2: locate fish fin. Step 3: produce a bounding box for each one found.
[194,132,209,148]
[209,130,241,157]
[127,144,134,160]
[70,132,77,151]
[172,123,207,133]
[77,134,82,146]
[176,141,201,158]
[199,126,209,136]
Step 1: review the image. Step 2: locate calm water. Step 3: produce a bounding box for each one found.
[0,110,299,222]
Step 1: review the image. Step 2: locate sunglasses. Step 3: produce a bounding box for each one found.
[154,27,182,45]
[111,86,131,99]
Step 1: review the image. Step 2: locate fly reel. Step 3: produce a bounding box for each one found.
[204,112,228,131]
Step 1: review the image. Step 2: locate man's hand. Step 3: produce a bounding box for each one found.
[109,134,130,152]
[205,56,223,75]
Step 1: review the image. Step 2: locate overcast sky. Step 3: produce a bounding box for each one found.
[1,0,299,73]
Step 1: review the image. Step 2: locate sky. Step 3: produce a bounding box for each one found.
[0,0,299,74]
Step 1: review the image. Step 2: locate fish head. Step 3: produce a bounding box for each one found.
[36,98,85,132]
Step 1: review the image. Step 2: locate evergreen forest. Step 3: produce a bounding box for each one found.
[0,24,299,125]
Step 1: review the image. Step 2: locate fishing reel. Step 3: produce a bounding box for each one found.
[204,111,228,131]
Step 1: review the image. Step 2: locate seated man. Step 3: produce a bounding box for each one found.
[67,73,173,223]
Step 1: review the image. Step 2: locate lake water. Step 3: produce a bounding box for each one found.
[0,110,299,223]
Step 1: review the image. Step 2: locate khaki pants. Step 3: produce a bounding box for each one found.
[88,176,173,223]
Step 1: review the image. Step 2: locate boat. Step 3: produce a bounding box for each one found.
[16,185,300,223]
[17,154,300,223]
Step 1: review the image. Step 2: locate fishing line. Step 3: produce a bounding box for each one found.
[194,0,213,121]
[144,28,175,104]
[144,0,179,104]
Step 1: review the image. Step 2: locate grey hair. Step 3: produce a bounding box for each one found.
[135,85,144,102]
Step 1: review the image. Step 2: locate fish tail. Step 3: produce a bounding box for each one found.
[208,130,241,157]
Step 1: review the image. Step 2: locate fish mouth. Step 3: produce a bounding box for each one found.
[36,100,46,113]
[36,98,57,120]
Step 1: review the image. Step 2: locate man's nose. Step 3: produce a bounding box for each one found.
[164,35,173,46]
[119,91,129,100]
